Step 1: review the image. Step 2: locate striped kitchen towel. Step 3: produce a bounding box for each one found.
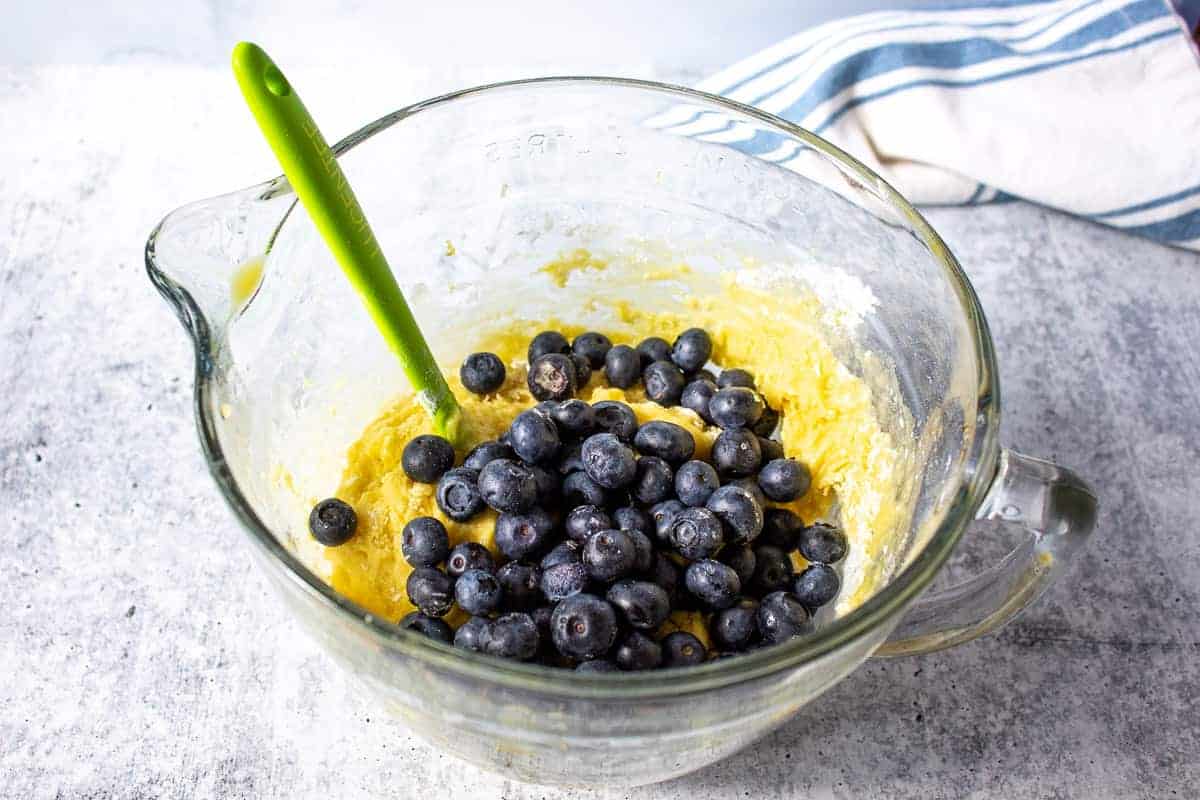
[691,0,1200,250]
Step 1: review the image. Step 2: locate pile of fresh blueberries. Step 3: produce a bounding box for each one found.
[308,327,848,671]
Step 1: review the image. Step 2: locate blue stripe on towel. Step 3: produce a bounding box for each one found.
[964,184,989,204]
[1087,183,1200,219]
[674,21,1177,165]
[811,26,1179,132]
[695,0,1198,250]
[1121,207,1200,242]
[681,0,1169,144]
[775,0,1169,125]
[987,191,1020,204]
[712,1,1096,101]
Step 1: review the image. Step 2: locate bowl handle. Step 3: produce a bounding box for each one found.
[874,449,1097,657]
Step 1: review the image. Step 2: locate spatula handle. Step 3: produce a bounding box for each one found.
[232,42,462,443]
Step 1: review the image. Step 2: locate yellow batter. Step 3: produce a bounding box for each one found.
[322,271,902,645]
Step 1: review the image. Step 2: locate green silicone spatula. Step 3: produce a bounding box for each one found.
[231,42,463,444]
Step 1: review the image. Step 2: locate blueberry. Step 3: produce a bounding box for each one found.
[685,559,741,609]
[728,476,767,508]
[453,615,493,652]
[581,432,638,489]
[671,328,713,373]
[551,593,619,660]
[712,429,763,477]
[614,631,663,670]
[756,591,811,644]
[540,561,589,601]
[636,336,671,366]
[494,507,555,560]
[710,598,759,651]
[750,545,795,595]
[572,331,613,368]
[447,541,495,578]
[718,543,757,585]
[401,435,456,483]
[760,508,804,552]
[571,353,593,387]
[454,568,503,616]
[582,529,637,582]
[527,465,559,507]
[606,580,671,630]
[645,553,680,598]
[650,499,686,542]
[549,399,595,437]
[757,435,784,462]
[536,647,573,669]
[613,506,652,534]
[436,468,485,522]
[496,562,543,610]
[527,354,578,402]
[401,516,450,567]
[399,612,453,643]
[708,387,765,430]
[540,540,581,569]
[694,368,719,384]
[661,631,707,667]
[758,458,811,502]
[604,344,641,389]
[717,368,755,389]
[406,567,455,616]
[531,400,559,420]
[632,456,674,505]
[798,523,848,564]
[478,458,538,514]
[565,505,613,543]
[792,563,841,609]
[531,604,554,635]
[705,485,764,543]
[562,471,609,507]
[557,442,585,475]
[675,460,719,507]
[460,352,506,395]
[643,360,686,406]
[626,527,655,572]
[486,612,540,660]
[508,409,561,464]
[680,379,717,424]
[308,498,357,546]
[528,330,571,362]
[575,658,619,673]
[634,421,695,465]
[752,404,780,437]
[591,400,638,441]
[462,440,517,471]
[666,507,724,560]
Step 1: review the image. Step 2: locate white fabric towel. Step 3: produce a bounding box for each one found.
[693,0,1200,249]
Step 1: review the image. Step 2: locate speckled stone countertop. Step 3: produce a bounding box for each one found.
[2,66,1198,799]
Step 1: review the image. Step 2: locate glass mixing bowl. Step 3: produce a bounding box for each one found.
[146,78,1096,788]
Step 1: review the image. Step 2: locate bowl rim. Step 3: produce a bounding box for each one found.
[147,75,1001,699]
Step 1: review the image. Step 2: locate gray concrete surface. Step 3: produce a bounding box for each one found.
[1,1,933,71]
[2,65,1198,798]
